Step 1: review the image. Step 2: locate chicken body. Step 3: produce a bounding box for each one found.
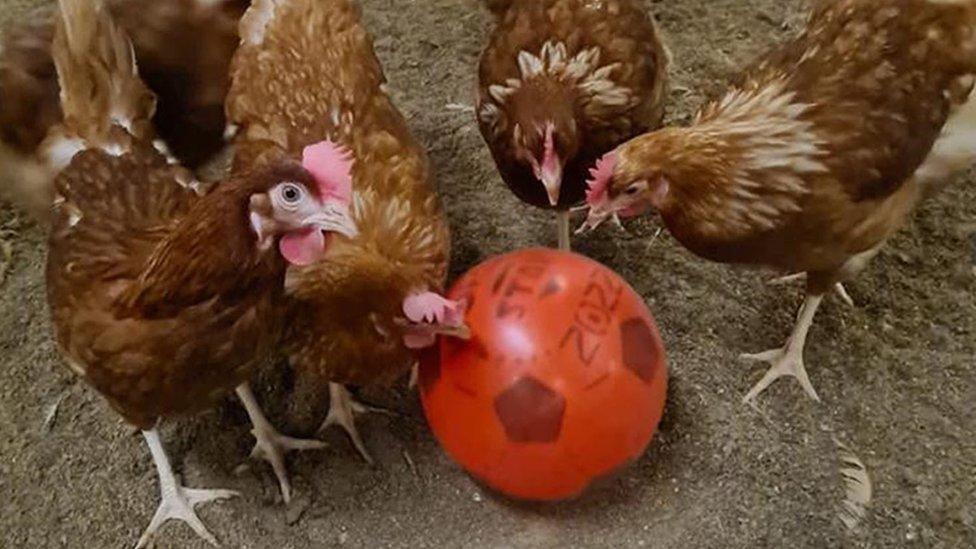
[227,0,457,463]
[477,0,669,249]
[584,0,976,403]
[42,0,354,544]
[0,0,246,220]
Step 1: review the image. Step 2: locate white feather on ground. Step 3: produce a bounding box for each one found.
[836,438,872,530]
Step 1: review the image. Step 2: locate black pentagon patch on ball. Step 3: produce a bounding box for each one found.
[620,318,659,384]
[539,277,561,299]
[493,376,566,443]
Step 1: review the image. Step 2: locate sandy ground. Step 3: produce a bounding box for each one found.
[1,0,975,547]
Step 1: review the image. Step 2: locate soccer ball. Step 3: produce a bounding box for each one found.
[419,248,667,501]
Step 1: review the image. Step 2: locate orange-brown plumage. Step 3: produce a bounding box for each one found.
[0,11,61,157]
[0,0,246,219]
[47,146,295,428]
[0,0,246,164]
[476,0,669,220]
[226,0,453,396]
[585,0,976,402]
[594,0,976,283]
[40,1,356,540]
[44,0,337,427]
[106,0,249,167]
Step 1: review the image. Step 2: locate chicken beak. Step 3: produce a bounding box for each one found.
[396,318,472,340]
[541,164,562,206]
[307,201,358,239]
[250,211,274,250]
[436,322,472,340]
[249,195,277,250]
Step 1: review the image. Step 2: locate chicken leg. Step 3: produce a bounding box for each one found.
[319,382,391,465]
[556,210,571,251]
[235,383,325,503]
[739,293,824,403]
[768,273,854,307]
[136,428,239,548]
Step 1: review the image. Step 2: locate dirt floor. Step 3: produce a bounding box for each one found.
[2,0,975,547]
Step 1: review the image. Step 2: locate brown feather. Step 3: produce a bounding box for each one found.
[0,0,246,222]
[50,0,156,151]
[107,0,247,167]
[477,0,669,209]
[44,0,299,429]
[0,7,61,155]
[609,0,976,280]
[47,144,294,430]
[228,0,451,386]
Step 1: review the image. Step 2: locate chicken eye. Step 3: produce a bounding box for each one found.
[279,183,305,204]
[625,184,642,196]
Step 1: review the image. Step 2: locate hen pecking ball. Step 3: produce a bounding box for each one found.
[419,248,667,501]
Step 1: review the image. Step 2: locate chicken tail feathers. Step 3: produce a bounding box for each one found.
[51,0,155,148]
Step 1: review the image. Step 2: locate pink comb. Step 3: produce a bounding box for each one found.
[585,151,617,205]
[302,140,354,206]
[403,292,462,325]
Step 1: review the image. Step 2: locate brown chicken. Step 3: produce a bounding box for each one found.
[581,0,976,403]
[227,0,466,464]
[0,0,246,220]
[42,0,355,545]
[477,0,669,249]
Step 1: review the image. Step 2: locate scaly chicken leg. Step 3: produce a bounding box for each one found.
[556,210,571,251]
[740,293,824,403]
[136,429,239,548]
[235,383,325,503]
[769,273,855,308]
[319,383,392,465]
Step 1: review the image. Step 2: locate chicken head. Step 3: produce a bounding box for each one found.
[249,141,358,265]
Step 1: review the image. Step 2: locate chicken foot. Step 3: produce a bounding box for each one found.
[136,428,239,548]
[768,272,854,307]
[235,383,326,504]
[319,382,392,465]
[556,209,571,251]
[739,293,824,404]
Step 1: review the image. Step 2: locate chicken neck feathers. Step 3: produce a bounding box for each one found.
[229,0,450,385]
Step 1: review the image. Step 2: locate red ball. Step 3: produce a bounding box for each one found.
[419,248,667,501]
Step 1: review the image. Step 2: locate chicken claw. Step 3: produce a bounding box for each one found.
[739,346,820,404]
[319,383,393,465]
[137,429,239,549]
[236,384,325,504]
[833,284,855,308]
[574,214,603,235]
[575,210,624,235]
[739,294,825,403]
[767,272,807,286]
